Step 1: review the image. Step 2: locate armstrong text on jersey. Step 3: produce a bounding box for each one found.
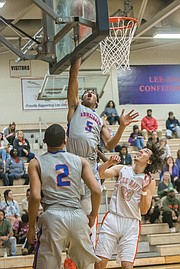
[80,112,101,126]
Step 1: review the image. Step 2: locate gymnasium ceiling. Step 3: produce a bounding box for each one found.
[0,0,180,59]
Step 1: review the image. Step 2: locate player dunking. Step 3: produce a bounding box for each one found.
[27,124,101,269]
[95,143,164,269]
[67,59,139,218]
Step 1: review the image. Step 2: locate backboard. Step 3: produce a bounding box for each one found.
[37,70,109,100]
[43,0,109,74]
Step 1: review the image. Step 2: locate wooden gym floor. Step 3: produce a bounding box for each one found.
[14,264,180,269]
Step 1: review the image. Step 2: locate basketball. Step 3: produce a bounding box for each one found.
[72,0,94,42]
[73,0,94,20]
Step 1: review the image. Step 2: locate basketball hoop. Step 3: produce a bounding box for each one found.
[100,17,138,73]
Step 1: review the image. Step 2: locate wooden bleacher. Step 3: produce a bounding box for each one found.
[0,120,179,268]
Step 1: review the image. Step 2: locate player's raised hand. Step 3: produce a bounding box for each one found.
[142,172,153,191]
[109,155,121,166]
[120,109,139,127]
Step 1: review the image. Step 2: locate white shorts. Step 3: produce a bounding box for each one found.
[95,212,140,263]
[35,208,100,269]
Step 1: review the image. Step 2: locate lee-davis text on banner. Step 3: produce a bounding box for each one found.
[9,60,31,77]
[21,78,68,110]
[117,65,180,104]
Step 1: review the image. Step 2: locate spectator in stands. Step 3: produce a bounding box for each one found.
[13,213,32,255]
[21,188,30,214]
[13,131,35,163]
[3,122,16,146]
[0,132,10,167]
[143,197,161,224]
[6,149,29,186]
[147,131,159,145]
[158,171,174,199]
[166,111,180,139]
[141,109,162,140]
[128,124,144,150]
[175,149,180,177]
[0,160,9,186]
[115,145,132,165]
[0,190,20,226]
[160,156,179,191]
[0,209,16,256]
[100,100,120,125]
[13,213,29,244]
[162,186,180,233]
[159,138,171,161]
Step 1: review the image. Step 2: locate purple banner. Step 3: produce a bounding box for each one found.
[117,65,180,104]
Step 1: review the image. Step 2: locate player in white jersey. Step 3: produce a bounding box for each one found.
[27,124,101,269]
[95,143,164,269]
[67,59,139,211]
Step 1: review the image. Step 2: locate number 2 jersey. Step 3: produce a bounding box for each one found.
[66,104,104,174]
[110,166,146,220]
[36,151,83,211]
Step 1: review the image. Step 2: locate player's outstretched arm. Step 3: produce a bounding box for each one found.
[139,173,156,215]
[27,159,41,244]
[67,59,81,122]
[101,109,139,150]
[81,158,101,227]
[98,156,122,179]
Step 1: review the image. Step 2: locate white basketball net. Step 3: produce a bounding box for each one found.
[100,17,138,73]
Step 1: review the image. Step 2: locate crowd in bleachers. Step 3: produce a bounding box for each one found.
[0,122,35,186]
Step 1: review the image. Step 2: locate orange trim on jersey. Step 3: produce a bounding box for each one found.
[95,211,109,250]
[101,211,109,226]
[96,215,98,229]
[133,220,141,264]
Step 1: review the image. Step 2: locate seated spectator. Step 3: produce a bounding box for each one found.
[21,188,30,214]
[3,122,16,146]
[100,100,120,125]
[13,131,35,163]
[159,138,171,161]
[0,190,20,226]
[162,186,180,233]
[13,214,29,244]
[147,131,159,145]
[6,149,29,185]
[115,145,132,165]
[128,124,144,150]
[166,111,180,139]
[0,209,16,256]
[0,132,10,167]
[175,149,180,177]
[143,197,161,224]
[141,109,162,140]
[158,171,174,199]
[160,156,180,192]
[13,213,33,255]
[21,188,43,217]
[0,160,9,186]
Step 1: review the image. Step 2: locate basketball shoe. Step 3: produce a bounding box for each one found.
[64,258,77,269]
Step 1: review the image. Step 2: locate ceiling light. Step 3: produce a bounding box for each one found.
[0,0,6,8]
[153,33,180,39]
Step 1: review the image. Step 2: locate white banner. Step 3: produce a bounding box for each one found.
[9,60,31,77]
[21,78,68,110]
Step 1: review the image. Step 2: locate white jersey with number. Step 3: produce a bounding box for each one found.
[66,104,103,174]
[109,166,145,220]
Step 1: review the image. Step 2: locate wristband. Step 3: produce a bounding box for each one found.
[141,191,147,196]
